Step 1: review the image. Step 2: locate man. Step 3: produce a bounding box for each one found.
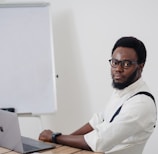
[39,37,157,153]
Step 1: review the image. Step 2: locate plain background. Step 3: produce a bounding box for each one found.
[2,0,158,153]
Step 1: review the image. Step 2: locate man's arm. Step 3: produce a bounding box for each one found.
[39,123,93,150]
[55,134,92,150]
[71,123,94,135]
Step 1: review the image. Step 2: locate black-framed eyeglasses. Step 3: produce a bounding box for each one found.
[109,59,138,69]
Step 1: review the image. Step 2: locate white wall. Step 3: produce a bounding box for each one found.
[3,0,158,153]
[43,1,158,153]
[45,1,158,154]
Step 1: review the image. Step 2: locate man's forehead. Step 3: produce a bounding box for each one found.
[112,47,137,60]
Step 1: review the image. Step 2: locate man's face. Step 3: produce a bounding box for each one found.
[110,47,142,89]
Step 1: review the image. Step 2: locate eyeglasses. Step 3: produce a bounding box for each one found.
[109,59,138,69]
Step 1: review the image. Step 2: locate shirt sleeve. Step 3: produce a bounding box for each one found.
[84,96,156,152]
[88,112,104,129]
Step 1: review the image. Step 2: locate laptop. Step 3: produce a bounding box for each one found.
[0,110,55,153]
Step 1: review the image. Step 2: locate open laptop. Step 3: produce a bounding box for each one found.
[0,110,55,153]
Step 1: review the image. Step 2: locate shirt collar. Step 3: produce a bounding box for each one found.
[113,77,145,98]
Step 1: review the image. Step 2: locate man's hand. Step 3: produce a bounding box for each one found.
[39,129,53,142]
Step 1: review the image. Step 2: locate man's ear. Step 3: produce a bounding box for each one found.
[139,63,145,72]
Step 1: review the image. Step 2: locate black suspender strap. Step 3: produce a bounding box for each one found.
[109,105,122,123]
[132,91,155,104]
[110,91,156,123]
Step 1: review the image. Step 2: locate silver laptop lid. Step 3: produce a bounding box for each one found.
[0,110,24,153]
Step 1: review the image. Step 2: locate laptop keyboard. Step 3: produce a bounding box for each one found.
[21,136,55,153]
[23,143,40,151]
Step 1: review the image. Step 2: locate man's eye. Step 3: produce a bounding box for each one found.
[113,61,118,65]
[123,61,131,67]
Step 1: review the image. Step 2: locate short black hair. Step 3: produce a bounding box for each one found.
[112,36,147,64]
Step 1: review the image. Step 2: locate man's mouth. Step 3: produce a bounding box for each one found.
[114,74,122,79]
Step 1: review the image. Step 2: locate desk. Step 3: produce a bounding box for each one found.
[0,144,103,154]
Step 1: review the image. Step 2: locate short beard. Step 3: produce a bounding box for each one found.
[112,69,138,90]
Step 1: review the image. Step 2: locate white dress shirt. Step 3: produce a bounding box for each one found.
[84,78,157,153]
